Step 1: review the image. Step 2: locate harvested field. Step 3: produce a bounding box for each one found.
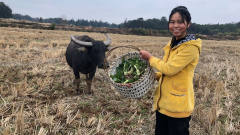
[0,27,239,135]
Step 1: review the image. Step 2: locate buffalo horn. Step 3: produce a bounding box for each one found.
[71,35,93,46]
[103,34,111,46]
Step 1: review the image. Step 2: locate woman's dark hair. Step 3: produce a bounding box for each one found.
[169,6,191,25]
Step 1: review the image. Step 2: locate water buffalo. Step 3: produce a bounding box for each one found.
[65,34,111,94]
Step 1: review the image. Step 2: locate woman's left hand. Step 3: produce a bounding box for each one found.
[140,50,152,61]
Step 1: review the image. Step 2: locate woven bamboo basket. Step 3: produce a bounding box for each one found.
[105,46,155,98]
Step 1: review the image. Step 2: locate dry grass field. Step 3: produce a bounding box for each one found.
[0,27,239,135]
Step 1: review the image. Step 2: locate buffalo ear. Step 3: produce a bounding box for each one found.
[77,47,87,52]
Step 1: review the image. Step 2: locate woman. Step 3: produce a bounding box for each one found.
[140,6,202,135]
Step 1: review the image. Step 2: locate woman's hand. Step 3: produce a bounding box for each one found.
[154,72,161,81]
[140,50,152,61]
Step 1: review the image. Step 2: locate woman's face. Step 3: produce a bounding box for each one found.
[169,12,190,40]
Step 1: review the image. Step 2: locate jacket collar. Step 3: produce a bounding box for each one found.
[172,34,196,50]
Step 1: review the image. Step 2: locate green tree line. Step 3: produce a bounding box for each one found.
[121,18,240,36]
[0,2,12,18]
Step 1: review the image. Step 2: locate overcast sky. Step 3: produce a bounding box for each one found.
[1,0,240,24]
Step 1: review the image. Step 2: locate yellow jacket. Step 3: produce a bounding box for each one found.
[149,37,202,118]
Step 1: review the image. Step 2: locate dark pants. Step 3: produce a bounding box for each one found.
[155,111,191,135]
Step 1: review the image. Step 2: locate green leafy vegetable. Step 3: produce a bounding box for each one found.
[110,57,147,84]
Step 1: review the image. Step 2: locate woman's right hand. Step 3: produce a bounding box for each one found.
[140,50,152,61]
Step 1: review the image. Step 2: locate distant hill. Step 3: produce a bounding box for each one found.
[10,13,240,39]
[12,13,118,28]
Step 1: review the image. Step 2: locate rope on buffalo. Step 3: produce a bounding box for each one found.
[104,45,155,98]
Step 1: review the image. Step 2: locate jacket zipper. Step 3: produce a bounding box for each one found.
[156,47,171,110]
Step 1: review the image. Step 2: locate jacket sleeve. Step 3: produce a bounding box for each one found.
[149,45,199,76]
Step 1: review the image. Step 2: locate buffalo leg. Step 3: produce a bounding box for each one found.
[73,67,82,94]
[85,70,96,94]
